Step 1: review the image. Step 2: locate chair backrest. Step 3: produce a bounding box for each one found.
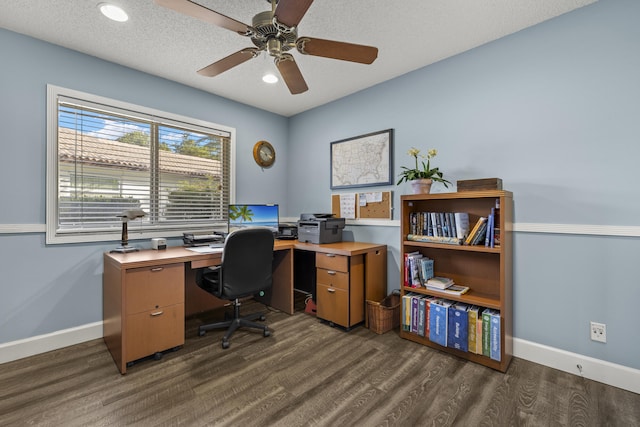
[219,227,275,300]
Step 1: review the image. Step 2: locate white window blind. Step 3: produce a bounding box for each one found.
[47,85,234,244]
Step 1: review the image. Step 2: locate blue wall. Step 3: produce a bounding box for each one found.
[2,0,639,371]
[0,28,289,342]
[287,0,640,370]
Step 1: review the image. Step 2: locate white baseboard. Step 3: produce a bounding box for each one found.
[0,322,103,364]
[514,338,640,395]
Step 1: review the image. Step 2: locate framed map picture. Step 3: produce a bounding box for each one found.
[330,129,393,190]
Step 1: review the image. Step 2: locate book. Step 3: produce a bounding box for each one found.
[442,212,452,237]
[408,253,424,288]
[425,276,454,289]
[406,234,462,245]
[447,212,457,238]
[420,257,434,283]
[417,295,427,337]
[465,216,487,245]
[409,212,418,235]
[403,251,419,287]
[402,292,414,331]
[454,212,470,241]
[484,209,494,247]
[447,302,469,352]
[482,309,493,357]
[434,213,443,237]
[421,212,429,236]
[467,306,480,354]
[428,299,451,347]
[411,293,420,333]
[475,312,483,354]
[427,284,469,296]
[424,296,436,338]
[490,310,501,361]
[470,221,488,245]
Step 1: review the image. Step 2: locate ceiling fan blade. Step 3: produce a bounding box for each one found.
[197,48,260,77]
[274,0,314,28]
[296,37,378,64]
[154,0,251,35]
[275,54,308,94]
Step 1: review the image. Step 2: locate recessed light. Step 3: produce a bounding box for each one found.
[99,3,129,22]
[262,73,278,84]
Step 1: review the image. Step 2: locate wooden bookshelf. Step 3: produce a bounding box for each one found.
[400,190,513,372]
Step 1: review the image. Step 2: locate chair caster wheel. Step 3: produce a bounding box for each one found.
[198,329,206,337]
[153,352,163,361]
[263,329,271,338]
[222,340,230,349]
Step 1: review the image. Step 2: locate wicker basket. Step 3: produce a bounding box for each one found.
[367,294,401,334]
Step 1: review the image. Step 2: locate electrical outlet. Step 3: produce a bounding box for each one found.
[590,321,606,343]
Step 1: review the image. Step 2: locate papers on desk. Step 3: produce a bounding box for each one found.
[185,246,224,254]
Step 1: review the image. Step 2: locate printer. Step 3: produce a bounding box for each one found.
[297,213,345,244]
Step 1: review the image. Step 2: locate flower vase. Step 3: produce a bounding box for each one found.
[409,178,433,194]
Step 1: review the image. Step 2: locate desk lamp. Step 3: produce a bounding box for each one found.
[110,209,146,253]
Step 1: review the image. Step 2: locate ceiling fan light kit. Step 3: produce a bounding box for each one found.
[155,0,378,94]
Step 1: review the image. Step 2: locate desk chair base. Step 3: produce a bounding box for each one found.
[198,299,271,349]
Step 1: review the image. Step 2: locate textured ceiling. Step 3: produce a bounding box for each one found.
[0,0,596,116]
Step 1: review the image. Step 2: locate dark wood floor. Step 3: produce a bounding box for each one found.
[1,301,639,427]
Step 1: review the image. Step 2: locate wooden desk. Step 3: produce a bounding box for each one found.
[103,240,386,373]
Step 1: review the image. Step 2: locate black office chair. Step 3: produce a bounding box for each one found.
[195,227,275,349]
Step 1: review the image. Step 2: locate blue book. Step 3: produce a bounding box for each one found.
[429,299,451,347]
[447,302,470,352]
[490,310,501,361]
[484,210,494,247]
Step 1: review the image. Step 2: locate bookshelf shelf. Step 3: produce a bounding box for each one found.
[400,190,513,372]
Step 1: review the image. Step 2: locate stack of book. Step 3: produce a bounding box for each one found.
[425,277,470,295]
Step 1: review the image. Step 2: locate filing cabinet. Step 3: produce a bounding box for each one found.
[315,252,364,329]
[103,258,184,374]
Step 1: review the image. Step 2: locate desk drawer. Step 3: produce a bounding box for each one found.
[125,303,184,362]
[316,284,349,327]
[317,268,349,290]
[316,253,348,272]
[125,263,184,315]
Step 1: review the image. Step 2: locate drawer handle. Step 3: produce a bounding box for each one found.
[327,288,336,293]
[327,270,336,275]
[150,311,164,317]
[325,254,336,257]
[151,267,164,272]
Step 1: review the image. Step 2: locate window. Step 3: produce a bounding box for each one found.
[46,85,235,244]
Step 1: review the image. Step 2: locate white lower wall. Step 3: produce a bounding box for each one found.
[0,322,103,364]
[0,321,638,395]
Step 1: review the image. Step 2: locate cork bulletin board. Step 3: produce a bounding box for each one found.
[331,191,392,220]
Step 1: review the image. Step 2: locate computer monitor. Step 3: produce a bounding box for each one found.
[228,204,279,234]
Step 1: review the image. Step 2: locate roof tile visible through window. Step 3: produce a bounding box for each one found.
[57,127,220,177]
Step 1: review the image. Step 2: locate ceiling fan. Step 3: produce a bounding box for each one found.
[155,0,378,94]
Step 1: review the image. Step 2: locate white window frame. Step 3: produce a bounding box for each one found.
[46,85,236,244]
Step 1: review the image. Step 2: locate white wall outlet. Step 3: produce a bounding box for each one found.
[590,321,606,343]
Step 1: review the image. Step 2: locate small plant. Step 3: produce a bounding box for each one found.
[397,148,451,187]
